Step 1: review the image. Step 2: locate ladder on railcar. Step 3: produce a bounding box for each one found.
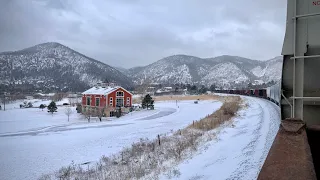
[282,0,320,119]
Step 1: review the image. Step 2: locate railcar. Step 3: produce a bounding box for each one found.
[259,0,320,179]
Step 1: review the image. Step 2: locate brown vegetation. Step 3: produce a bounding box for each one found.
[132,97,141,104]
[133,94,220,104]
[52,93,67,102]
[154,94,219,102]
[189,96,241,131]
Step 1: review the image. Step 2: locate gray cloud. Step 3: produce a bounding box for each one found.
[0,0,286,68]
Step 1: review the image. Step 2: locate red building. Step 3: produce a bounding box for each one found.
[81,83,132,116]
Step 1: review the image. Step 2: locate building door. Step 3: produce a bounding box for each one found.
[116,98,124,107]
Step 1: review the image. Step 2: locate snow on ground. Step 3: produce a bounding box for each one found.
[0,106,82,134]
[3,98,73,111]
[0,98,81,134]
[159,96,280,180]
[0,100,222,180]
[132,94,142,98]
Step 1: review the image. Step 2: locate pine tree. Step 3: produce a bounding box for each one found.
[210,84,216,91]
[175,87,179,92]
[47,101,58,114]
[142,94,154,110]
[199,85,208,94]
[191,85,197,91]
[190,85,198,94]
[186,84,191,91]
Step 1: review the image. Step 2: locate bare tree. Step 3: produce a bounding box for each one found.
[83,108,91,122]
[65,107,73,122]
[75,97,80,105]
[68,97,73,106]
[52,93,66,102]
[93,107,105,122]
[135,78,152,103]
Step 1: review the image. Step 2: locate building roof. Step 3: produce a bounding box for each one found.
[82,86,133,95]
[35,93,55,97]
[82,86,120,95]
[67,94,79,98]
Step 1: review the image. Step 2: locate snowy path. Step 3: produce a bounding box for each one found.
[159,96,281,180]
[0,100,221,180]
[0,108,177,137]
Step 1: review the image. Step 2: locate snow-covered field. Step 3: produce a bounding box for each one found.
[159,96,280,180]
[0,99,81,134]
[0,99,222,180]
[0,96,280,180]
[3,98,71,111]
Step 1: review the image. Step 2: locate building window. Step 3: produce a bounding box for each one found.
[86,97,91,106]
[116,98,124,107]
[127,97,130,105]
[109,97,113,106]
[95,97,100,106]
[116,91,124,97]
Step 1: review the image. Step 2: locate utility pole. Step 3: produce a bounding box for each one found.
[3,92,6,111]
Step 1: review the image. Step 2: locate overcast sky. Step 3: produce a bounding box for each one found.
[0,0,286,68]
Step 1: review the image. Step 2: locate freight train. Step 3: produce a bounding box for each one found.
[215,0,320,179]
[214,83,281,105]
[258,0,320,179]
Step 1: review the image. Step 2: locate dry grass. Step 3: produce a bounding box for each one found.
[154,94,219,102]
[40,95,242,180]
[132,97,142,104]
[40,131,206,180]
[188,96,241,131]
[132,94,219,104]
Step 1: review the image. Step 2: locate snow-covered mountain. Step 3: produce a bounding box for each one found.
[0,42,133,91]
[114,66,129,75]
[0,42,282,92]
[127,55,283,87]
[252,56,283,82]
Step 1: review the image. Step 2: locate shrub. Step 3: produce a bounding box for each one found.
[27,102,33,108]
[116,108,122,118]
[221,101,240,116]
[39,104,45,111]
